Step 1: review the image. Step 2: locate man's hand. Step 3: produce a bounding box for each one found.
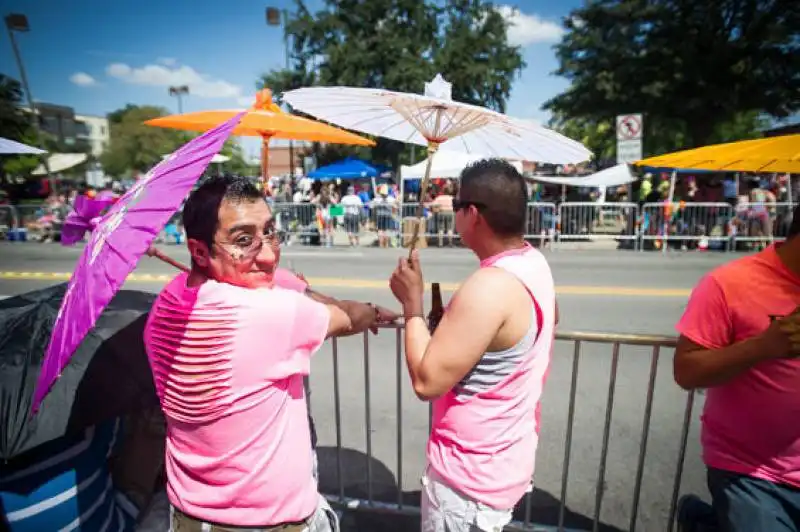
[390,250,424,316]
[374,304,401,325]
[763,307,800,358]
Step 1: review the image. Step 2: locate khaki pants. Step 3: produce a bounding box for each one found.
[170,496,339,532]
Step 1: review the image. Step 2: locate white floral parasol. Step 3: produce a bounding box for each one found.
[283,74,592,252]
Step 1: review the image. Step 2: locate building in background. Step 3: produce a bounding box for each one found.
[74,114,110,157]
[23,104,109,157]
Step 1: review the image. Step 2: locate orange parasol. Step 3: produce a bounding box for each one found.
[144,89,375,185]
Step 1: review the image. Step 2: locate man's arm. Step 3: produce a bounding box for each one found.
[325,300,377,338]
[306,288,398,338]
[403,269,519,401]
[674,335,779,390]
[673,273,795,389]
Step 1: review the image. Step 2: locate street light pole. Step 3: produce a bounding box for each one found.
[266,6,294,178]
[5,13,55,193]
[168,85,189,114]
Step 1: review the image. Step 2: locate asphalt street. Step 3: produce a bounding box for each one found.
[0,242,739,531]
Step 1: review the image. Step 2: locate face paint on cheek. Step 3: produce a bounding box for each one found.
[228,247,245,261]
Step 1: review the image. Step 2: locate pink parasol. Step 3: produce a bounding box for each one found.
[32,112,245,412]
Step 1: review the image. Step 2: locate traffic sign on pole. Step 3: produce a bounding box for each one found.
[616,113,643,164]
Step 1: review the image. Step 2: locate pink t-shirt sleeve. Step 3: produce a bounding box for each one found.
[232,287,330,382]
[287,290,329,355]
[274,268,309,293]
[676,273,734,349]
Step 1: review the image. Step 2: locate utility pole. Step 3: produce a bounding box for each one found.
[168,85,190,114]
[266,6,294,178]
[5,13,55,193]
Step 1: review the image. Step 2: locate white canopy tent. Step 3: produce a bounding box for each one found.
[0,137,46,155]
[400,151,523,180]
[32,153,88,176]
[531,163,636,188]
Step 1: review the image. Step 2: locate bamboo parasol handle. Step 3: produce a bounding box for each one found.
[407,142,440,260]
[146,246,190,272]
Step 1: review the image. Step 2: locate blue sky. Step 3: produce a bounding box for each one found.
[1,0,582,158]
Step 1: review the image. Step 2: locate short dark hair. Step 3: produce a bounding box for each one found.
[182,175,263,252]
[789,204,800,239]
[458,159,527,237]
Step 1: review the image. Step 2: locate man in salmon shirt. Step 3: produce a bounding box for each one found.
[674,204,800,532]
[144,175,397,532]
[390,159,557,532]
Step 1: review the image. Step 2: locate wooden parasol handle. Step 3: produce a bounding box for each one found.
[407,142,440,260]
[146,246,190,272]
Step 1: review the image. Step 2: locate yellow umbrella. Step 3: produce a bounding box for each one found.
[635,134,800,173]
[145,89,375,184]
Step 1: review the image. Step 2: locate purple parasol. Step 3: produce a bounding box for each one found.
[32,112,245,412]
[60,193,116,246]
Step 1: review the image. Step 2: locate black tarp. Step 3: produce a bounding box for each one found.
[0,284,158,461]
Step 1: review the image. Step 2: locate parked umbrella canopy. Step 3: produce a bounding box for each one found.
[144,89,375,187]
[0,284,158,460]
[635,134,800,173]
[307,157,387,181]
[0,137,46,155]
[283,74,592,254]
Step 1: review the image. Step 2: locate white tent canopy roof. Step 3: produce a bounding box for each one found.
[400,150,523,180]
[32,153,88,175]
[532,163,636,188]
[0,137,46,155]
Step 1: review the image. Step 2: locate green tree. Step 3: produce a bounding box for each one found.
[0,74,41,176]
[549,114,616,163]
[544,0,799,150]
[259,0,525,168]
[0,74,31,141]
[100,105,193,177]
[218,140,257,175]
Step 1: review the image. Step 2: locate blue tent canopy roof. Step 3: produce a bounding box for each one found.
[307,158,390,181]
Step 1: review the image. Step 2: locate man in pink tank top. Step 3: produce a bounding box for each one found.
[144,176,397,531]
[390,159,557,532]
[674,204,800,532]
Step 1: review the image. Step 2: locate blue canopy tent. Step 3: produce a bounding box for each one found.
[307,158,390,181]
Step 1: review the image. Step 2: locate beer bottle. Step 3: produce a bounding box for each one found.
[428,282,444,333]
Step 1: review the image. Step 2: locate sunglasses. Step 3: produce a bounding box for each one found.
[452,199,487,212]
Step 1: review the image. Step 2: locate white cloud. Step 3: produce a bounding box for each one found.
[157,57,177,67]
[105,62,242,99]
[237,95,255,107]
[496,5,565,46]
[70,72,97,87]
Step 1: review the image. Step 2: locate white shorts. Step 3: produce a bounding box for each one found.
[420,467,513,532]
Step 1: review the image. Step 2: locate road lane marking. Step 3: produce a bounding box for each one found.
[0,271,692,297]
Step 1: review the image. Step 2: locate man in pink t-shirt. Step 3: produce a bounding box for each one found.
[674,205,800,532]
[144,176,396,531]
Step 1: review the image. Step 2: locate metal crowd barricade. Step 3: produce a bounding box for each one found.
[15,204,44,228]
[525,202,557,247]
[314,325,695,532]
[557,202,640,248]
[640,202,732,252]
[271,201,319,244]
[731,202,793,248]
